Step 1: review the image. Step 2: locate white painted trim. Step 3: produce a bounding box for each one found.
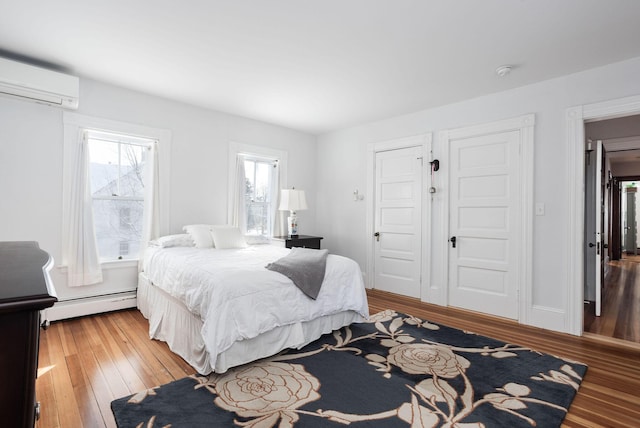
[434,130,450,306]
[520,115,535,326]
[365,133,432,294]
[440,114,535,323]
[529,304,566,332]
[566,106,585,336]
[44,291,137,322]
[421,135,434,303]
[566,93,640,336]
[227,141,288,225]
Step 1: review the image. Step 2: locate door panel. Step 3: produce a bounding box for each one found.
[449,130,520,319]
[584,141,604,316]
[594,140,603,317]
[374,146,422,298]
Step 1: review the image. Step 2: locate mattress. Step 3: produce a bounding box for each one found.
[138,244,369,373]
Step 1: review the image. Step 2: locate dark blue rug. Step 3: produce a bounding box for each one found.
[111,310,587,427]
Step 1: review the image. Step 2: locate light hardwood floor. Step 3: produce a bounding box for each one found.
[35,289,640,428]
[584,257,640,343]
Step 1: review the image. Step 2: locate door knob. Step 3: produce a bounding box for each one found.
[450,236,457,248]
[588,243,595,248]
[374,232,380,242]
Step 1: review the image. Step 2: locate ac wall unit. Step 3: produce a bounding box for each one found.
[0,57,79,109]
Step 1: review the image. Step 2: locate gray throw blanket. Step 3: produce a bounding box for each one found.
[266,247,329,299]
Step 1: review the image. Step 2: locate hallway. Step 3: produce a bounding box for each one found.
[584,256,640,344]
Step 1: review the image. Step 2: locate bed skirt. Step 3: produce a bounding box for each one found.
[137,272,366,374]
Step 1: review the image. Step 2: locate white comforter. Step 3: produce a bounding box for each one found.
[143,245,369,367]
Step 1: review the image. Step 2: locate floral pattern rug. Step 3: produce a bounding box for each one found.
[111,310,587,427]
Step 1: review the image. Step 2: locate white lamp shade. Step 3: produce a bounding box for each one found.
[279,189,308,212]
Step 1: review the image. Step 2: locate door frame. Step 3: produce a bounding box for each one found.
[438,114,535,323]
[366,133,432,300]
[566,94,640,335]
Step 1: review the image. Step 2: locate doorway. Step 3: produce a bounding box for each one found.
[582,114,640,344]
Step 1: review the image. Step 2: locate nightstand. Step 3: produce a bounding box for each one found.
[274,235,324,249]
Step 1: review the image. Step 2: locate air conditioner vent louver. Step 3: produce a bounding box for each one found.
[0,57,79,109]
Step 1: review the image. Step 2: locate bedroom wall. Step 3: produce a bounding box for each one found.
[316,56,640,334]
[0,78,317,310]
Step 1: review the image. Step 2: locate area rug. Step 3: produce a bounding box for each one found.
[111,310,587,427]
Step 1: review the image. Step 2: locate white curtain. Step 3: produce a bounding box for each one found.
[65,130,103,287]
[271,163,286,237]
[138,141,160,272]
[232,155,247,233]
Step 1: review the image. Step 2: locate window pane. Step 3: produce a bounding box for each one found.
[92,199,144,261]
[246,203,269,236]
[255,162,270,202]
[89,139,119,196]
[89,139,146,198]
[241,157,275,237]
[244,160,255,200]
[119,144,146,197]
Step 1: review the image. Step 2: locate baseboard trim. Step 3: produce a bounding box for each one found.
[44,291,137,322]
[528,304,567,334]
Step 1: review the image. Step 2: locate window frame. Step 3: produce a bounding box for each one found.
[228,142,288,237]
[243,156,278,237]
[87,130,153,262]
[62,112,171,268]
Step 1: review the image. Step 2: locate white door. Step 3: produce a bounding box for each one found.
[373,146,422,298]
[448,130,520,319]
[585,140,604,317]
[594,140,603,317]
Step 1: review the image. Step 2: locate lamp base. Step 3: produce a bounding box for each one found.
[287,214,298,237]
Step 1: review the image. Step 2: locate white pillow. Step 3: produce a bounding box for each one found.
[210,226,248,249]
[150,234,195,248]
[183,224,215,248]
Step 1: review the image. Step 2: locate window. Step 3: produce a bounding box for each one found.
[87,130,154,261]
[63,112,170,286]
[228,142,287,240]
[243,157,277,236]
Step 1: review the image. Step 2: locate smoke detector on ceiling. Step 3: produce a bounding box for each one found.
[495,65,513,77]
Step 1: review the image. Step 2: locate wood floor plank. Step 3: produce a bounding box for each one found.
[35,290,640,428]
[35,323,59,428]
[58,319,79,357]
[43,323,84,428]
[92,315,147,394]
[79,317,131,400]
[118,310,192,379]
[109,311,176,385]
[98,312,162,389]
[107,316,167,388]
[585,258,640,343]
[67,317,118,427]
[65,353,104,428]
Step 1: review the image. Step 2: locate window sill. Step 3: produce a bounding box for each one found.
[101,259,139,270]
[57,259,138,273]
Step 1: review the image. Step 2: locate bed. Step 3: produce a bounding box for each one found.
[137,234,369,375]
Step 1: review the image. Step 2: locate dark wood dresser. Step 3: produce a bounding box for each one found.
[0,241,57,427]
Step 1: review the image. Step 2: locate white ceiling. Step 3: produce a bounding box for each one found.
[2,0,640,135]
